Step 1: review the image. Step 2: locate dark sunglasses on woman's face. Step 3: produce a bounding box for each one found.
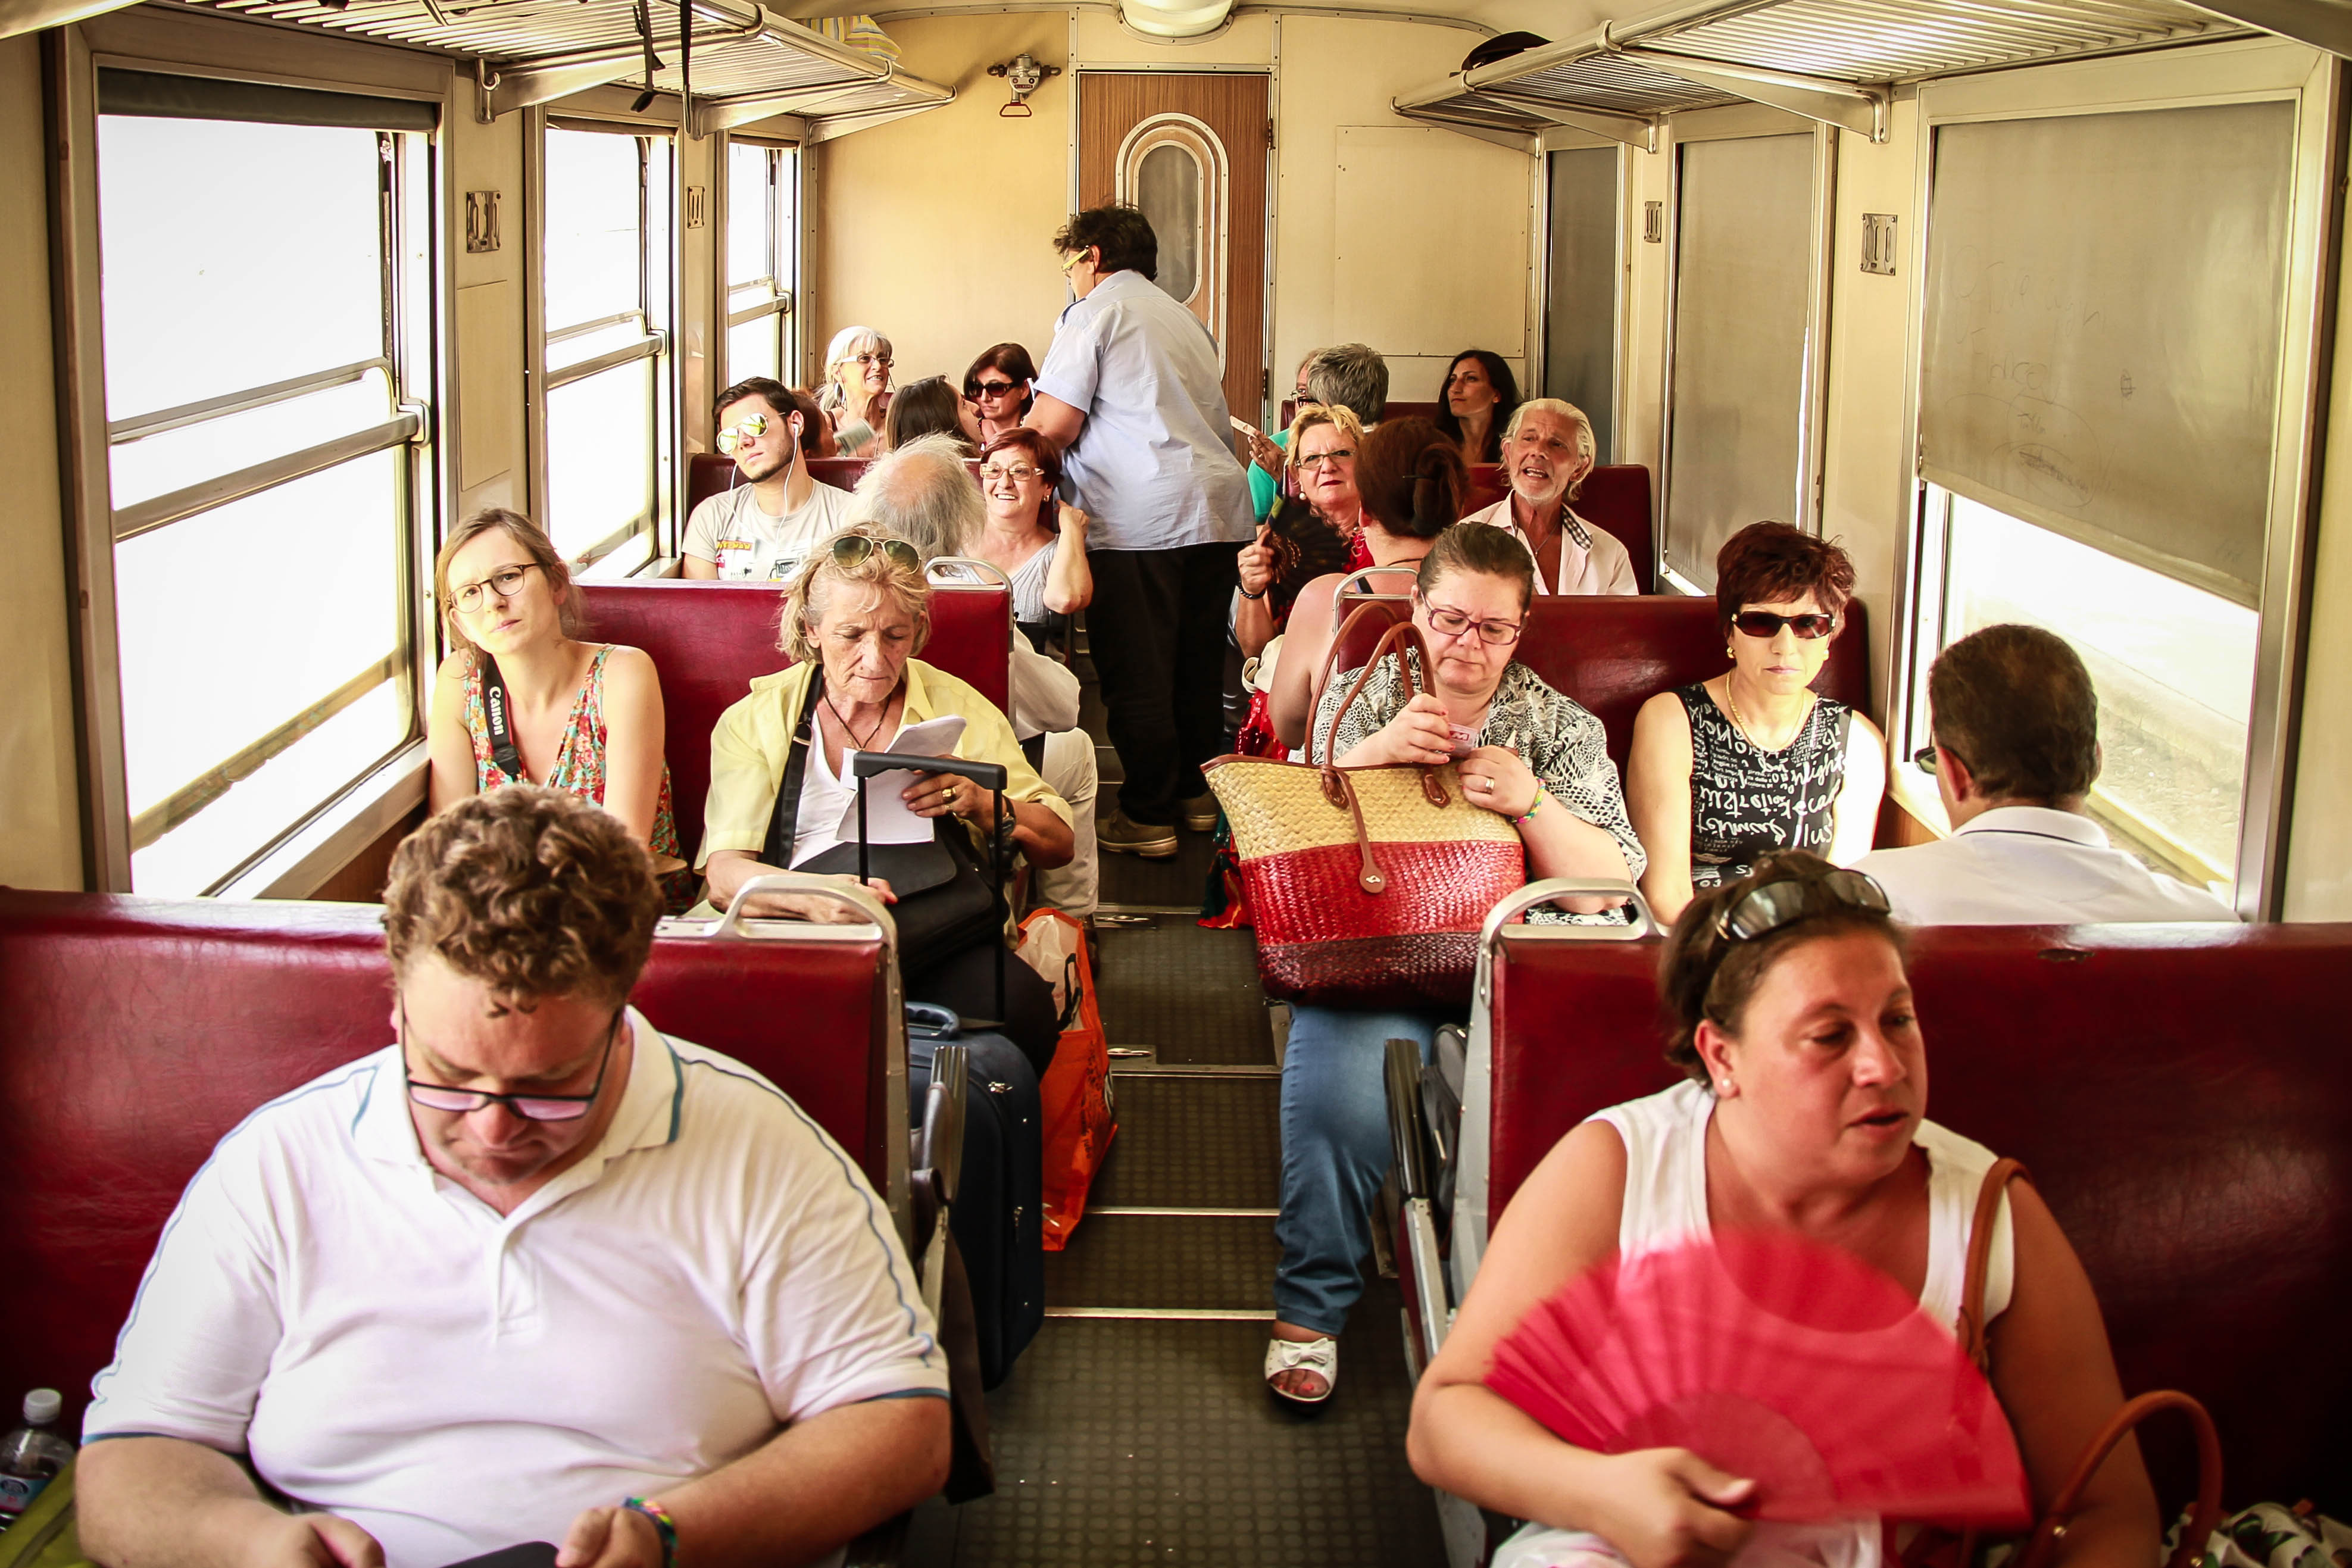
[1732,610,1838,640]
[967,380,1020,398]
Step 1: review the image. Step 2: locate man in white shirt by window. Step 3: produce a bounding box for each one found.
[1854,623,2238,925]
[1455,399,1639,596]
[77,786,949,1568]
[683,377,851,582]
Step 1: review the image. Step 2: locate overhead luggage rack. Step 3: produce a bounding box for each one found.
[1396,0,2251,148]
[169,0,952,136]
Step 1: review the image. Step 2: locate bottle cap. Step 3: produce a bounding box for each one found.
[23,1389,61,1425]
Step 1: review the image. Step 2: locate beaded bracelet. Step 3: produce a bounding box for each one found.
[621,1497,679,1568]
[1510,790,1546,826]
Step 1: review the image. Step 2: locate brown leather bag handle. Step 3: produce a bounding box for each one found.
[2013,1391,2223,1568]
[1959,1156,2027,1372]
[1318,614,1451,808]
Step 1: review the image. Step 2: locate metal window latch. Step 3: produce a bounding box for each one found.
[465,190,499,253]
[1642,201,1663,243]
[1861,212,1897,276]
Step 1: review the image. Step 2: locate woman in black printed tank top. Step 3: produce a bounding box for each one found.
[1626,523,1888,923]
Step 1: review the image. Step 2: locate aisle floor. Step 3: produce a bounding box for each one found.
[903,825,1447,1564]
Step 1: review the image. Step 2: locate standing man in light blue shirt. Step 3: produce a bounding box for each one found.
[1027,205,1255,858]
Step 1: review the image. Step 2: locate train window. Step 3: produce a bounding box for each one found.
[725,139,797,386]
[1912,486,2254,891]
[1661,130,1826,589]
[1543,146,1620,463]
[542,124,673,569]
[94,113,424,896]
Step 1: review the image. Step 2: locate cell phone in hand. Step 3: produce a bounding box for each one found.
[440,1544,560,1568]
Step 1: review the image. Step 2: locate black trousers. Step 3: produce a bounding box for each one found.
[906,939,1060,1077]
[1087,541,1245,825]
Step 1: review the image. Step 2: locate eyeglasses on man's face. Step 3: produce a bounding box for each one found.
[1295,448,1355,471]
[979,463,1041,485]
[449,562,542,615]
[1422,599,1523,646]
[829,533,922,571]
[402,1005,622,1122]
[1060,249,1093,275]
[969,380,1020,399]
[1732,610,1838,640]
[716,413,769,456]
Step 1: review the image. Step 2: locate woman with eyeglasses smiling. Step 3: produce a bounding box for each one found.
[425,508,689,901]
[961,342,1036,446]
[816,325,894,452]
[1627,521,1888,925]
[1264,520,1644,1410]
[973,429,1092,652]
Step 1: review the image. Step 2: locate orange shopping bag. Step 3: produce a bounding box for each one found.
[1016,910,1117,1250]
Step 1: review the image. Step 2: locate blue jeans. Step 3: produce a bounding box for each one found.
[1274,1004,1451,1337]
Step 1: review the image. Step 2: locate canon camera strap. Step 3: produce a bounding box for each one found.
[478,652,529,782]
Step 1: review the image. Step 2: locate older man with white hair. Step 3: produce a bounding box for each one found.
[1458,398,1639,596]
[848,436,1101,917]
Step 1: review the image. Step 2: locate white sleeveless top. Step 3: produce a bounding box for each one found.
[1589,1079,2015,1332]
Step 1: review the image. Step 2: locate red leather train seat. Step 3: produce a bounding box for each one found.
[1475,920,2352,1512]
[1326,595,1867,772]
[0,890,897,1433]
[576,579,1013,863]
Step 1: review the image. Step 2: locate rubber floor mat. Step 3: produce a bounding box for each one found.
[1086,1076,1280,1211]
[1091,921,1272,1065]
[1045,1213,1276,1312]
[940,1287,1448,1566]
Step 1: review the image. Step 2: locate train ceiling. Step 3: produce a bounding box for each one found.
[1397,0,2345,149]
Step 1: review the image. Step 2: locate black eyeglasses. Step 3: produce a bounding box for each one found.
[829,533,922,571]
[1913,744,1941,776]
[1714,869,1891,943]
[967,380,1020,398]
[449,562,542,614]
[402,1005,622,1122]
[1732,610,1839,640]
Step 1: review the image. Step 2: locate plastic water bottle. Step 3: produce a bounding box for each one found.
[0,1389,74,1531]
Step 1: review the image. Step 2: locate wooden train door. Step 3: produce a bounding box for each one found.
[1078,72,1269,429]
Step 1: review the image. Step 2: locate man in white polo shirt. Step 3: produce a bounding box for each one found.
[1457,399,1639,596]
[1855,623,2237,924]
[77,786,947,1568]
[684,377,851,582]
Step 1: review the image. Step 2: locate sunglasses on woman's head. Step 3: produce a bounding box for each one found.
[1714,868,1891,943]
[1732,610,1838,640]
[829,533,921,571]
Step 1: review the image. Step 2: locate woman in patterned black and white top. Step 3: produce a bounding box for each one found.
[1627,523,1887,926]
[1264,516,1645,1414]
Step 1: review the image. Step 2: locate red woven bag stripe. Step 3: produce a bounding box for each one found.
[1257,933,1483,1009]
[1238,839,1525,945]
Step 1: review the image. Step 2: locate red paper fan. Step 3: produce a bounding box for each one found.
[1485,1230,2032,1529]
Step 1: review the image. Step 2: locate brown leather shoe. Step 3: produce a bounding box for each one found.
[1097,807,1178,859]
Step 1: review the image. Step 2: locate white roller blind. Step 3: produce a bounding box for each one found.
[1919,101,2294,607]
[1664,133,1816,590]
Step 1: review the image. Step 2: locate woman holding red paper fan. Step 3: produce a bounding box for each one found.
[1406,852,2159,1568]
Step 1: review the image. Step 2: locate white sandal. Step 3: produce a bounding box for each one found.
[1264,1333,1339,1407]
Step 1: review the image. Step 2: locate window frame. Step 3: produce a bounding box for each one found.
[529,111,677,574]
[1655,105,1838,595]
[1886,38,2343,918]
[1534,133,1630,468]
[719,133,798,400]
[50,29,446,895]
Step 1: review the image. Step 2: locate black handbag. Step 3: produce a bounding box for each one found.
[761,675,1006,977]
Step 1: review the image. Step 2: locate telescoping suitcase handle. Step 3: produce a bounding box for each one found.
[656,871,897,942]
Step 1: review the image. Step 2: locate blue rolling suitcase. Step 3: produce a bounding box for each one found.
[908,1002,1044,1389]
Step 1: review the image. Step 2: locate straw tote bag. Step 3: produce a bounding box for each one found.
[1202,604,1527,1009]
